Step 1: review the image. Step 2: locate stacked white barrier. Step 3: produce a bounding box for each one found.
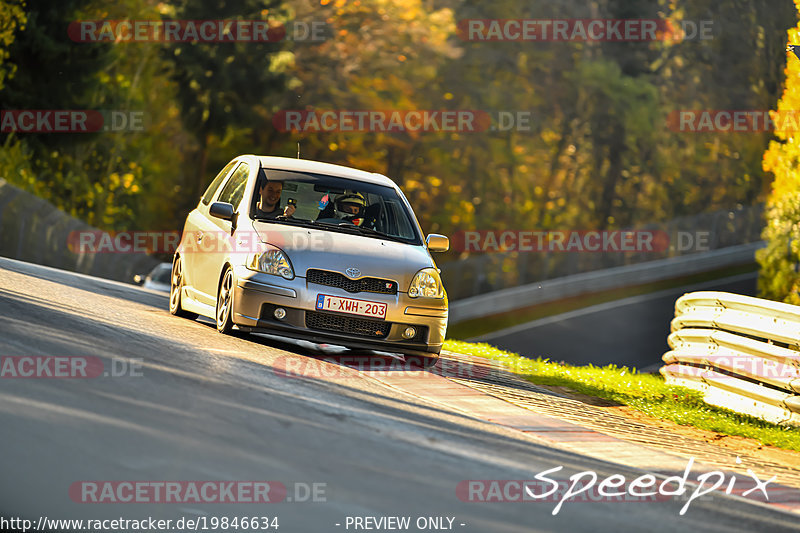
[661,291,800,426]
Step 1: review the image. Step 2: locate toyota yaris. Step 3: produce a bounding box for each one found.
[170,155,449,367]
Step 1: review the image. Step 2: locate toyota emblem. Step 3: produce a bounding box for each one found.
[345,268,361,278]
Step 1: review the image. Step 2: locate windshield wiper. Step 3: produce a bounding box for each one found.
[322,222,410,243]
[261,218,414,244]
[253,216,315,228]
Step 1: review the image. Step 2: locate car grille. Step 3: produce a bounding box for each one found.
[305,311,391,339]
[306,269,397,295]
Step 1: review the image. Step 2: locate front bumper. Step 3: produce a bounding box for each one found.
[231,266,447,356]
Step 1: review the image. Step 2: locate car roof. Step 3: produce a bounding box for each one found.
[250,155,396,187]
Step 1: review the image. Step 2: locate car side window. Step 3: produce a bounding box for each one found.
[201,160,237,206]
[217,163,250,209]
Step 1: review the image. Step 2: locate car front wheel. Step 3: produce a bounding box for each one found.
[216,267,235,334]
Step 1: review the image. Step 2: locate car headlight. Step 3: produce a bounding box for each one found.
[247,247,294,280]
[408,268,444,298]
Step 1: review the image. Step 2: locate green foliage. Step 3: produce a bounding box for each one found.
[0,0,26,91]
[759,0,800,303]
[0,0,188,230]
[0,0,796,249]
[164,0,287,198]
[757,192,800,303]
[0,135,34,185]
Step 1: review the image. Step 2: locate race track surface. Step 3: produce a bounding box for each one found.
[0,258,793,532]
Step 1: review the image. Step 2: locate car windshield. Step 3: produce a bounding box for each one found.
[251,168,422,245]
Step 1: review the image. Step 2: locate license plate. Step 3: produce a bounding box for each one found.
[315,294,387,319]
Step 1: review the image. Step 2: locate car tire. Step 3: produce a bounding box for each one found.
[169,256,198,319]
[405,353,439,369]
[216,266,235,334]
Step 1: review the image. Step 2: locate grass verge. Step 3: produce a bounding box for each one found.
[443,339,800,452]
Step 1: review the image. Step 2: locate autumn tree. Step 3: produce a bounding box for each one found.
[758,0,800,303]
[163,0,287,198]
[0,0,188,230]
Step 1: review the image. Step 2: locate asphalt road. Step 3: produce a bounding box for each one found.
[0,258,792,532]
[473,272,758,371]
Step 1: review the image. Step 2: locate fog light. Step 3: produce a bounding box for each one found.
[274,307,287,320]
[402,326,416,339]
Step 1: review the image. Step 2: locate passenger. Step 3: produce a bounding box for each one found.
[255,181,296,218]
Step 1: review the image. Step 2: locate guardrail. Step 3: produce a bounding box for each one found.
[0,179,159,282]
[661,291,800,426]
[441,204,764,300]
[450,243,761,324]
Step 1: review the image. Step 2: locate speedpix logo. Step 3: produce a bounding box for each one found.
[457,458,776,516]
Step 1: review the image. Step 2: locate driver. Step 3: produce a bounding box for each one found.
[333,191,367,225]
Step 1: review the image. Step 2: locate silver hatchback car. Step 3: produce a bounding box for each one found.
[170,155,449,367]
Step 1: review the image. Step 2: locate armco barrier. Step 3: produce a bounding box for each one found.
[449,243,762,324]
[661,291,800,426]
[0,179,159,282]
[441,204,764,300]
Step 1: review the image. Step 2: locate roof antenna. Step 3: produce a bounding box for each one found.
[297,141,300,159]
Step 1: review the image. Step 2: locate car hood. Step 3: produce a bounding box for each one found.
[252,222,435,291]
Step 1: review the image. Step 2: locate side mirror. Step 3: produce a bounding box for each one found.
[426,234,449,252]
[209,202,235,221]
